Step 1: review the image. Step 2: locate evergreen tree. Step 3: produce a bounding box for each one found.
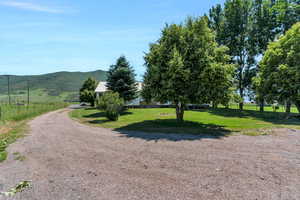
[106,56,137,102]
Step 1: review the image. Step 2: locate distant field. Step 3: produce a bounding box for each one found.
[0,89,79,103]
[0,102,68,122]
[71,107,300,136]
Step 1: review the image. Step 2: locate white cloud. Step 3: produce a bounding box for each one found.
[0,1,66,13]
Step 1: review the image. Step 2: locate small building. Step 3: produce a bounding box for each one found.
[95,81,143,105]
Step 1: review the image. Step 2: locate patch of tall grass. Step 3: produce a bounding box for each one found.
[0,102,68,162]
[0,102,68,122]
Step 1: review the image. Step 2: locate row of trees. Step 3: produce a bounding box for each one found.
[255,22,300,114]
[142,0,300,121]
[207,0,299,110]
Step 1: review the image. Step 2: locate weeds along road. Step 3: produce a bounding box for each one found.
[0,109,299,200]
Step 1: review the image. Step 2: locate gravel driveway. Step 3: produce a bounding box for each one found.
[0,109,299,200]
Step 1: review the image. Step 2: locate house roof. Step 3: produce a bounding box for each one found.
[95,81,107,93]
[95,81,143,93]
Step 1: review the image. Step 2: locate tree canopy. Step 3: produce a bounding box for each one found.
[207,0,300,110]
[258,22,300,113]
[142,17,235,122]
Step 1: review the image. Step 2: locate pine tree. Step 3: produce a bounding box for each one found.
[106,56,137,102]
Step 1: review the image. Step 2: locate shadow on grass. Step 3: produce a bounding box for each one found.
[83,111,133,124]
[115,119,231,142]
[204,108,300,126]
[83,111,133,118]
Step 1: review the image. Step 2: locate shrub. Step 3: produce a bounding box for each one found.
[97,92,124,121]
[79,77,98,106]
[80,90,96,106]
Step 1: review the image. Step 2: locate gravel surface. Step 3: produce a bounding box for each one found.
[0,109,299,200]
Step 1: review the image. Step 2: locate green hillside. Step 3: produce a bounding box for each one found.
[0,70,107,102]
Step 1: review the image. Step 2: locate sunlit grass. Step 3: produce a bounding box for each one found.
[0,102,68,162]
[71,107,300,136]
[0,102,68,122]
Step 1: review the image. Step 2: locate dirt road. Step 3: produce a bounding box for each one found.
[0,109,299,200]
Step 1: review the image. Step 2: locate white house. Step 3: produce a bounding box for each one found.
[95,81,143,105]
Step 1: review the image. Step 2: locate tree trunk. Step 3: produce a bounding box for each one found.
[212,101,218,109]
[239,88,244,111]
[295,101,300,114]
[239,102,244,110]
[259,98,264,112]
[285,100,291,114]
[175,102,184,123]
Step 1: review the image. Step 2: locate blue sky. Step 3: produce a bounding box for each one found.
[0,0,225,79]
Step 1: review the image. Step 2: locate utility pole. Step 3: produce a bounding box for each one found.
[27,80,30,105]
[6,75,11,105]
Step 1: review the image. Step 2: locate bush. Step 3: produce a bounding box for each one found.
[79,77,98,106]
[80,90,96,106]
[97,92,124,121]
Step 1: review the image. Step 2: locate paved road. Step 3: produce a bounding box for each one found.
[0,109,299,200]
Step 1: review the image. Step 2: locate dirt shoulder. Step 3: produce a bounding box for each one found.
[0,109,299,200]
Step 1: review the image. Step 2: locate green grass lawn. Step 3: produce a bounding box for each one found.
[70,107,300,136]
[221,104,298,113]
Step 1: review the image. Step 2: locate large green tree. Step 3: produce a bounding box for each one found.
[142,17,235,122]
[252,0,299,112]
[208,0,256,110]
[106,56,138,102]
[250,0,278,111]
[258,22,300,114]
[79,77,98,106]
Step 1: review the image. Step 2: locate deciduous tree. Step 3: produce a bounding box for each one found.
[207,0,299,111]
[259,22,300,114]
[142,17,235,122]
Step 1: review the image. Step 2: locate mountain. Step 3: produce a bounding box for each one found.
[0,70,107,102]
